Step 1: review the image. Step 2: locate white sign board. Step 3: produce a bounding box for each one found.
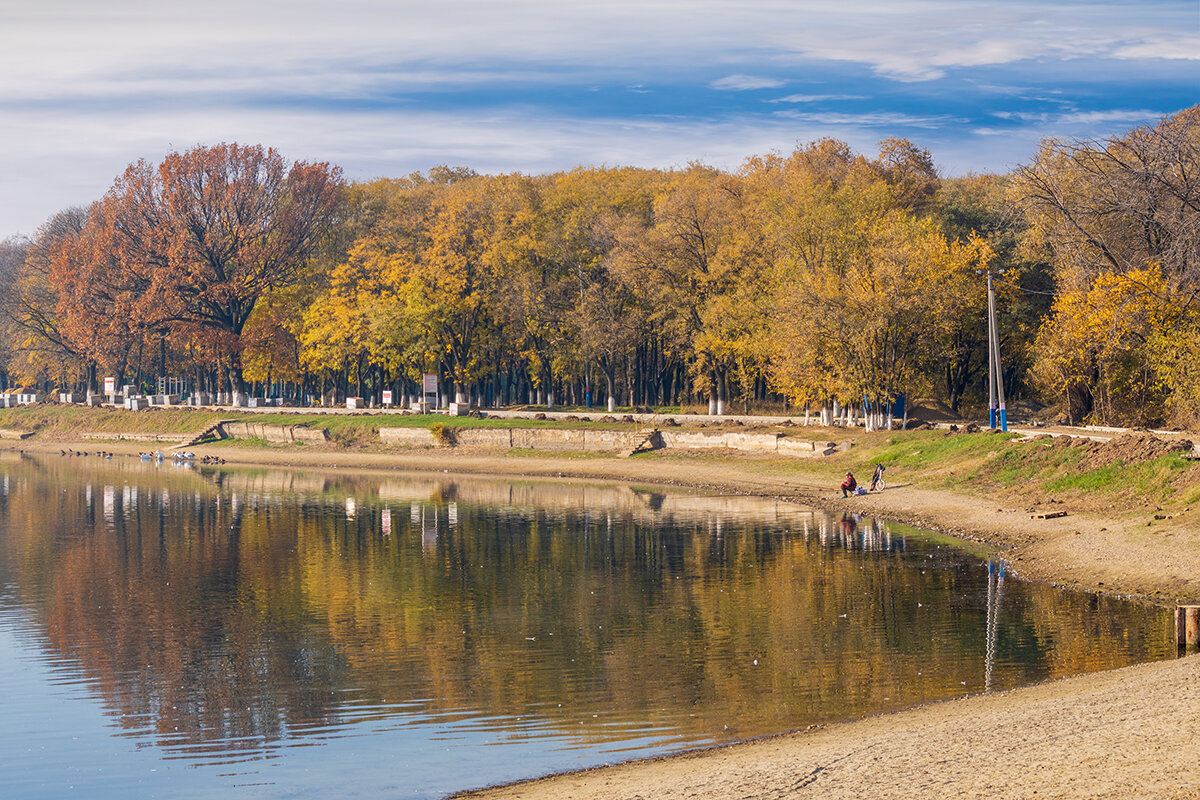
[104,377,116,394]
[422,373,438,406]
[382,390,393,405]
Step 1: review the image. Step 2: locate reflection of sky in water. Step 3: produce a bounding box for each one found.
[2,607,691,800]
[0,459,1174,799]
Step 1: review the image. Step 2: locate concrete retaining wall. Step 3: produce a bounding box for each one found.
[379,425,830,458]
[81,432,192,443]
[219,422,330,443]
[380,426,643,452]
[583,429,650,451]
[777,437,835,456]
[511,428,588,450]
[293,427,330,443]
[508,427,646,452]
[379,427,437,447]
[660,429,833,457]
[454,428,514,447]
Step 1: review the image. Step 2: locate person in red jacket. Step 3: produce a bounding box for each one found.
[840,472,857,497]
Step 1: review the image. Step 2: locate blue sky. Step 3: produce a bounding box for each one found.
[1,0,1197,238]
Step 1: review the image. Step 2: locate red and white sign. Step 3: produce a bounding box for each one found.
[103,377,116,394]
[382,390,393,405]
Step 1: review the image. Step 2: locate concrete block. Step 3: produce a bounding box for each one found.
[777,437,824,457]
[511,428,587,450]
[379,427,438,447]
[291,426,330,443]
[453,428,513,447]
[582,429,650,452]
[659,430,727,450]
[723,432,781,452]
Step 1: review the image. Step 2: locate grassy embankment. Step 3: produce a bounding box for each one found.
[0,405,638,440]
[1,405,1195,525]
[825,427,1196,519]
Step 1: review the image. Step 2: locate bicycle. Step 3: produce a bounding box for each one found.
[869,464,886,492]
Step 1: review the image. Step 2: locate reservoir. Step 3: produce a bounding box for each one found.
[0,455,1171,799]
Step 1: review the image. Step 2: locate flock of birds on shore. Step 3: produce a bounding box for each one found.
[54,448,225,465]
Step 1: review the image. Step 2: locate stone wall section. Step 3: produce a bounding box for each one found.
[219,422,330,443]
[379,425,835,458]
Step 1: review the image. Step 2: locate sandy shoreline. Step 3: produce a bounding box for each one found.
[9,437,1200,799]
[457,653,1200,800]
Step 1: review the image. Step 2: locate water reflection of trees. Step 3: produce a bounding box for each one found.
[0,457,1172,762]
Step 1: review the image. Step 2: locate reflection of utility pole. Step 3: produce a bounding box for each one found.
[987,271,1008,431]
[984,560,1006,692]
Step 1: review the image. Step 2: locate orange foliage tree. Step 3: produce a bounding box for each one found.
[51,143,341,400]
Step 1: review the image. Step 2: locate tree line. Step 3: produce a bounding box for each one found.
[0,106,1196,426]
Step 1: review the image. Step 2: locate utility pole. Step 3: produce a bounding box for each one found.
[987,270,1007,432]
[987,271,997,430]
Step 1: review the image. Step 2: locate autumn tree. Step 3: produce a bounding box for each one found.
[609,166,747,412]
[752,139,991,424]
[933,174,1052,412]
[537,167,662,410]
[1016,105,1200,424]
[50,144,342,403]
[0,236,28,388]
[7,209,99,389]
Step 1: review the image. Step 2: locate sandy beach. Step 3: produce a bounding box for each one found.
[10,435,1200,799]
[459,654,1200,800]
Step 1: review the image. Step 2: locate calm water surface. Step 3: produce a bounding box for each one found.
[0,455,1172,799]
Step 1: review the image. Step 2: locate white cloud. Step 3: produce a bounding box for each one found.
[763,1,1199,81]
[710,75,786,91]
[768,93,866,103]
[1115,35,1200,60]
[5,1,1195,103]
[772,110,961,129]
[993,109,1162,126]
[0,1,1195,237]
[1,97,1165,237]
[0,104,957,235]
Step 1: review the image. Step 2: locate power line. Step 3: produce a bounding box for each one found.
[992,276,1057,297]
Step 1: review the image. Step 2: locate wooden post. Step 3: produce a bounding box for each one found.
[1176,606,1200,646]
